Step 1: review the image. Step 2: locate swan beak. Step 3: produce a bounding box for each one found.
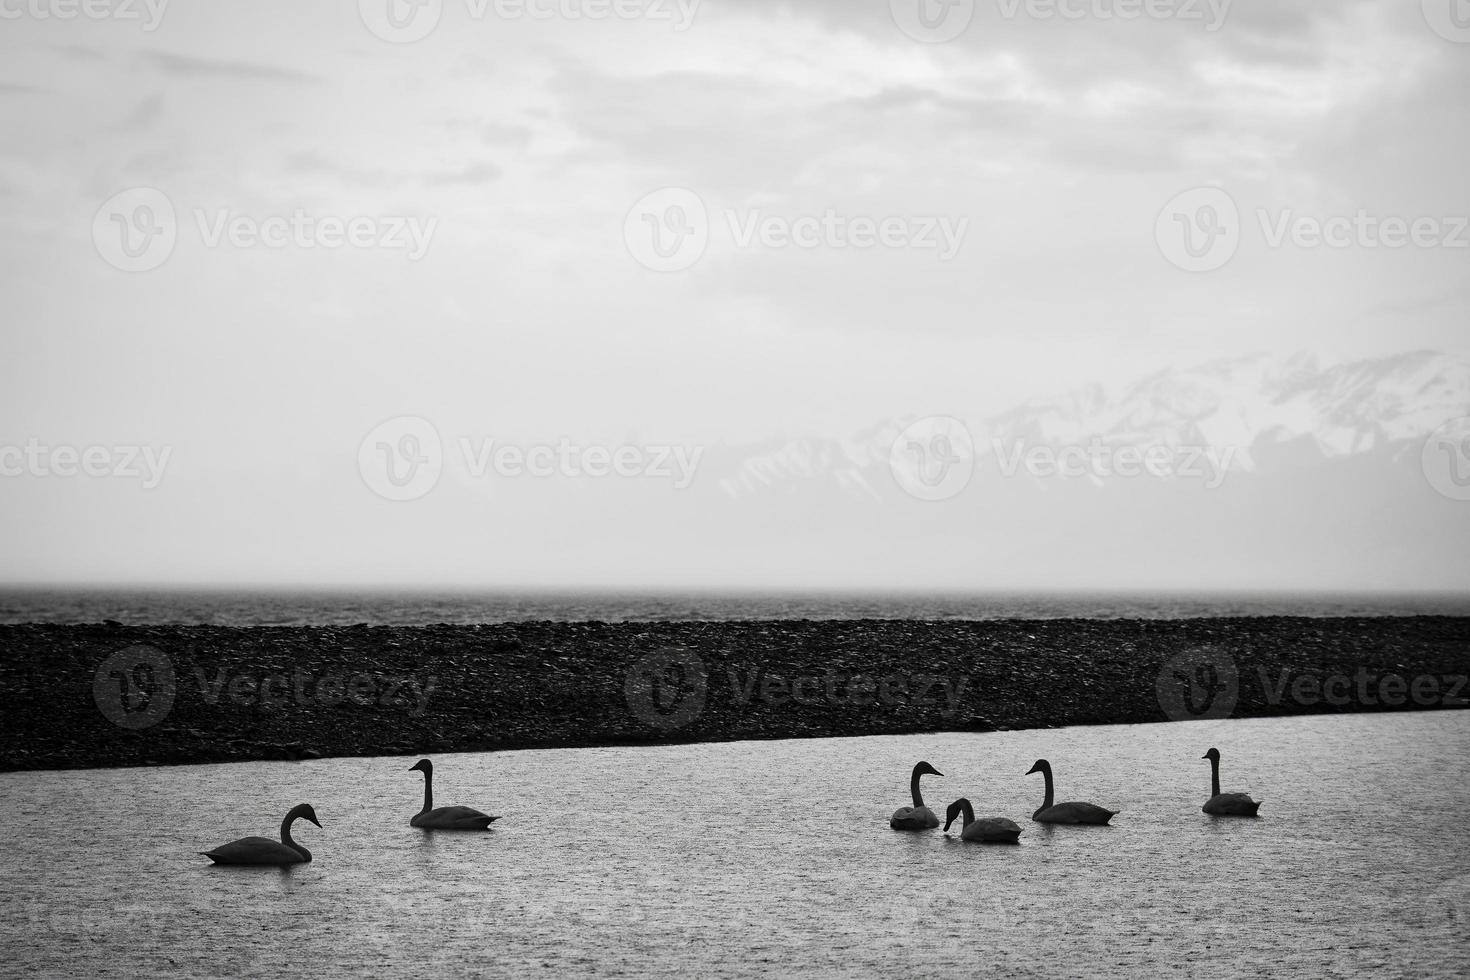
[308,815,322,828]
[932,769,944,778]
[1024,764,1039,775]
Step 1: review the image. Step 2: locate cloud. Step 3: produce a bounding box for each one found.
[142,52,317,84]
[424,162,503,187]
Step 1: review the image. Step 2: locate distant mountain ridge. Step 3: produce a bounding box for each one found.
[709,351,1470,500]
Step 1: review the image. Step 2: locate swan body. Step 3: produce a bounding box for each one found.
[1025,760,1118,825]
[890,761,943,830]
[201,803,321,865]
[944,798,1021,843]
[1201,748,1261,817]
[409,759,500,830]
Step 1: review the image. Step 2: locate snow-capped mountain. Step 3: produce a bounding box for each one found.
[706,351,1470,501]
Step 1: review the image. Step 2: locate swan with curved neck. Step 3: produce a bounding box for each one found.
[889,761,943,830]
[943,798,1022,844]
[1201,747,1261,816]
[409,759,500,830]
[201,803,321,865]
[1025,759,1118,825]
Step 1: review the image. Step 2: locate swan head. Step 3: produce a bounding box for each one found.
[913,761,943,779]
[409,758,433,776]
[942,798,969,832]
[288,803,322,828]
[1025,759,1050,776]
[1202,747,1221,762]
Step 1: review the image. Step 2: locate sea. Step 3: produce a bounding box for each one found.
[1,588,1467,626]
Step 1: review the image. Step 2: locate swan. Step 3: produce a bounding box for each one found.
[1024,759,1118,825]
[409,758,500,830]
[201,803,321,865]
[889,761,943,830]
[943,798,1022,844]
[1201,747,1262,816]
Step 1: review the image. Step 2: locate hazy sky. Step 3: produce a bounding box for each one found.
[1,0,1467,587]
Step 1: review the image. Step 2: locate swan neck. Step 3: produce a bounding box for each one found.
[1209,756,1220,797]
[280,813,311,862]
[910,768,926,809]
[1040,767,1054,810]
[420,767,433,814]
[959,799,974,829]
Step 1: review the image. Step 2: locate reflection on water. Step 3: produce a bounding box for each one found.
[1,712,1467,977]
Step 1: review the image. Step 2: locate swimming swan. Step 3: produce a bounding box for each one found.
[409,759,500,830]
[889,761,943,830]
[1025,759,1118,825]
[201,803,321,865]
[943,798,1022,843]
[1201,748,1262,816]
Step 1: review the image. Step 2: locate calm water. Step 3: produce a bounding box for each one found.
[3,587,1468,625]
[2,712,1467,978]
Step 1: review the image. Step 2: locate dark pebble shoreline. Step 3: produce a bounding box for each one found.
[2,617,1468,772]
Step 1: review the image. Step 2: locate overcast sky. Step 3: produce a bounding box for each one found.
[1,0,1467,587]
